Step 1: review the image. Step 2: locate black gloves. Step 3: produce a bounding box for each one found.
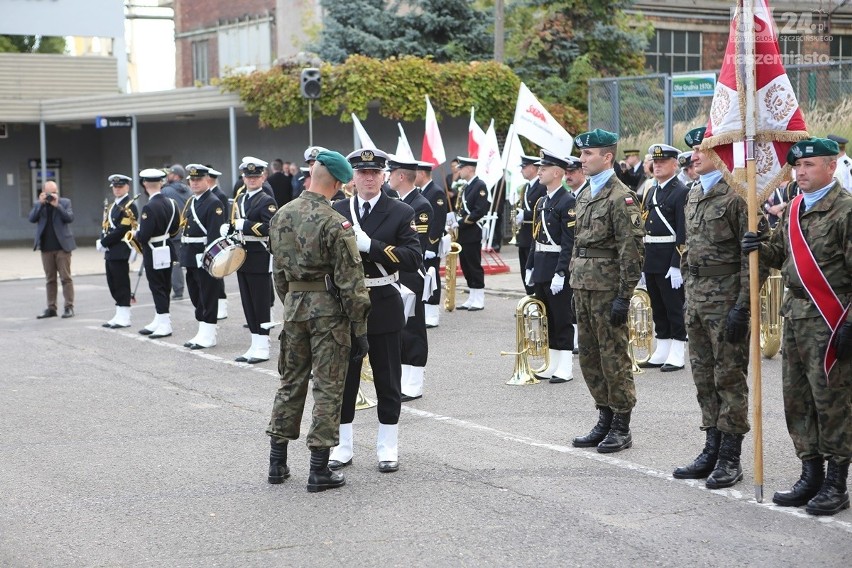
[741,231,765,254]
[351,334,369,361]
[725,304,750,343]
[610,297,631,326]
[834,322,852,361]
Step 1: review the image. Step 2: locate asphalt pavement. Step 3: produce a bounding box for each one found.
[0,246,849,567]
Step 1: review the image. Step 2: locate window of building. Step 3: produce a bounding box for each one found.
[830,35,852,87]
[217,19,272,74]
[645,30,702,74]
[192,39,209,85]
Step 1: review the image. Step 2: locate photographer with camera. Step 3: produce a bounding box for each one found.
[28,180,77,319]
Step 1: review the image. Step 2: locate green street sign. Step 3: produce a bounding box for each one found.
[672,74,717,98]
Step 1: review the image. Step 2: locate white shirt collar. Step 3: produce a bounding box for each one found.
[357,193,380,211]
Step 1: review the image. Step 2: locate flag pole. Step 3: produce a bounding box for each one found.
[740,0,764,503]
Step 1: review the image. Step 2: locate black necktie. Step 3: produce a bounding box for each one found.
[362,202,371,221]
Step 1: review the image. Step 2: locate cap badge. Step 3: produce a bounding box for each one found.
[361,150,374,161]
[792,146,803,158]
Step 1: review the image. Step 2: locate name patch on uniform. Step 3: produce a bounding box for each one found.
[341,220,352,230]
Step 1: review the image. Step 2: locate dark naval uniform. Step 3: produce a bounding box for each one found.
[136,192,179,315]
[233,187,277,338]
[527,187,576,353]
[642,174,689,357]
[180,189,225,325]
[419,179,447,307]
[569,128,645,454]
[210,181,231,315]
[399,187,432,399]
[516,178,546,295]
[456,175,490,291]
[332,192,422,426]
[99,194,138,310]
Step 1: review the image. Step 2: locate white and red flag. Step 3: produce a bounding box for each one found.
[421,95,446,167]
[702,0,808,201]
[468,106,486,158]
[475,119,502,191]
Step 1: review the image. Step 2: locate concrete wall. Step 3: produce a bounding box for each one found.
[0,112,470,243]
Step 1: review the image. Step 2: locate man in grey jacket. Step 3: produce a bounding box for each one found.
[162,164,191,299]
[28,180,77,318]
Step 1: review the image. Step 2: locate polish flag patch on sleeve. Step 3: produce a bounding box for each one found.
[341,220,352,230]
[625,197,634,205]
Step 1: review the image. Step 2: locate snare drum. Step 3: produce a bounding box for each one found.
[202,235,246,278]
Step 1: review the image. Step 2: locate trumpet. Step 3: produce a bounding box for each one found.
[501,295,549,385]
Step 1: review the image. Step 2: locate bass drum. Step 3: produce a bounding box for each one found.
[202,235,246,278]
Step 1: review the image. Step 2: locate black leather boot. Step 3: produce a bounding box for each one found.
[307,448,346,493]
[772,457,824,507]
[268,438,290,484]
[673,428,721,479]
[805,459,850,516]
[705,433,744,489]
[572,406,614,448]
[597,411,633,454]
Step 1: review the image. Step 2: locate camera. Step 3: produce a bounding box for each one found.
[45,193,55,203]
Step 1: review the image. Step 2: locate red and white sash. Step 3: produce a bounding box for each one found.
[788,194,851,380]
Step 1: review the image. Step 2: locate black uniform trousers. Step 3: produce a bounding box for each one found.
[459,243,484,289]
[237,271,272,336]
[535,283,574,350]
[218,279,226,300]
[186,267,218,324]
[340,330,402,425]
[143,250,172,314]
[400,272,428,367]
[105,259,131,307]
[645,272,687,341]
[424,255,441,305]
[518,246,534,295]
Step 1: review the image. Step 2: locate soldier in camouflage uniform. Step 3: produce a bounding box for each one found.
[673,127,764,490]
[265,151,371,493]
[569,129,645,454]
[743,137,852,516]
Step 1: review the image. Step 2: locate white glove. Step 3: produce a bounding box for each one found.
[451,219,460,230]
[666,267,684,290]
[219,223,230,238]
[354,227,371,253]
[525,269,533,287]
[515,209,524,225]
[550,273,565,295]
[445,212,457,227]
[195,253,204,267]
[424,250,436,260]
[129,250,138,264]
[234,219,245,232]
[95,240,105,252]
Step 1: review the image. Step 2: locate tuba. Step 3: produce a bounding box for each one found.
[759,268,783,358]
[500,295,550,385]
[628,288,654,373]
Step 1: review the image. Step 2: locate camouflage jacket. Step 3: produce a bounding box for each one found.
[682,178,752,306]
[569,173,644,298]
[269,191,371,336]
[760,182,852,321]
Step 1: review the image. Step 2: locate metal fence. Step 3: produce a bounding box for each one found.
[588,61,852,156]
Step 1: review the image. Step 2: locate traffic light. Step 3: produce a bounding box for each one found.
[300,68,321,99]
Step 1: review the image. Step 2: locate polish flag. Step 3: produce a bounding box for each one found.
[468,107,486,158]
[421,96,446,167]
[702,0,808,202]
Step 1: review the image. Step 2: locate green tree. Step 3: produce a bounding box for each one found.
[0,35,66,54]
[504,0,651,109]
[315,0,492,63]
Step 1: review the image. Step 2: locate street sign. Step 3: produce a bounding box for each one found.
[95,116,134,128]
[671,73,717,98]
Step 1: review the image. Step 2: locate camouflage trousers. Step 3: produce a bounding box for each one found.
[782,315,852,464]
[574,289,636,413]
[266,316,351,449]
[686,299,750,434]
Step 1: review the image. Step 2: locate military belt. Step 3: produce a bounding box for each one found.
[577,247,617,259]
[788,286,852,299]
[288,281,327,292]
[365,273,399,287]
[687,263,740,277]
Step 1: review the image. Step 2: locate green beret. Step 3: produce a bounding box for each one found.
[787,137,840,166]
[316,150,354,183]
[684,127,706,148]
[574,128,619,149]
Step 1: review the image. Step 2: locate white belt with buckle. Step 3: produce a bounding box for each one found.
[150,235,169,243]
[181,236,207,244]
[364,273,399,287]
[644,235,676,243]
[241,235,269,242]
[535,243,561,252]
